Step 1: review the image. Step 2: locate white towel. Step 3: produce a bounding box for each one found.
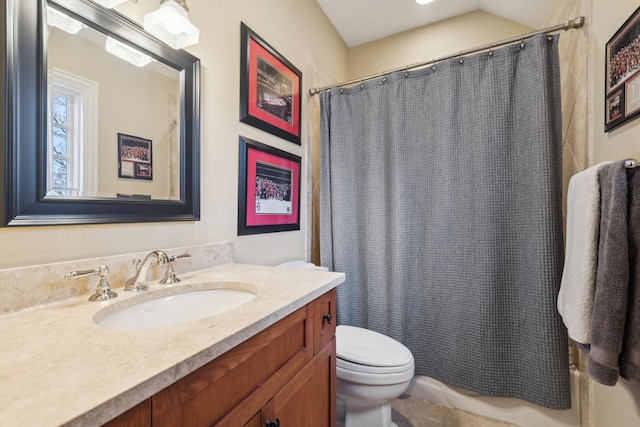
[557,162,612,344]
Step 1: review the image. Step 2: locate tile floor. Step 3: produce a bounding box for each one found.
[391,395,520,427]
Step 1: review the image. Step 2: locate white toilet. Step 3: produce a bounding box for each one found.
[276,261,415,427]
[336,325,414,427]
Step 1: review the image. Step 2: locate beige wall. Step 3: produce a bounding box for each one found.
[0,0,348,269]
[347,10,533,80]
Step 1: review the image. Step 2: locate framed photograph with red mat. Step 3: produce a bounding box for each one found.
[605,6,640,131]
[240,22,302,145]
[238,136,301,235]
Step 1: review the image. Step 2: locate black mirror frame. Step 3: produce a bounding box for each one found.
[0,0,200,226]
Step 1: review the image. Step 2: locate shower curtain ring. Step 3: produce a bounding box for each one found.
[546,28,553,41]
[519,34,525,49]
[360,78,364,89]
[458,52,464,64]
[404,66,409,77]
[431,57,436,71]
[488,43,494,56]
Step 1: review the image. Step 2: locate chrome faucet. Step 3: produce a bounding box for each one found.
[125,250,170,292]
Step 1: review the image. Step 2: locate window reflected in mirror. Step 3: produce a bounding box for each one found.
[46,7,181,200]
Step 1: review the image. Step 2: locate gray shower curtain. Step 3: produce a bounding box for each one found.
[319,34,570,409]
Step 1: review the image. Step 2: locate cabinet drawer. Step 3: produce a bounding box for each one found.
[312,289,336,353]
[152,305,312,427]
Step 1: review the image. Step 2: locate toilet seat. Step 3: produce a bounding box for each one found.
[336,325,414,368]
[337,356,414,375]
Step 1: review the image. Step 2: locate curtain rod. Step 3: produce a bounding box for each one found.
[309,16,585,96]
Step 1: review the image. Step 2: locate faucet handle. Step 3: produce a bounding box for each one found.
[65,265,117,302]
[171,253,191,261]
[160,253,191,284]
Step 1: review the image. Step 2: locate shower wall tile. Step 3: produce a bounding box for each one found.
[564,98,589,170]
[561,66,581,140]
[567,88,590,169]
[305,52,338,265]
[562,141,580,221]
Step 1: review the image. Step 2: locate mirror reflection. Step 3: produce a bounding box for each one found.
[46,6,181,200]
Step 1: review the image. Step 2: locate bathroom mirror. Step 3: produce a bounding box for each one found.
[0,0,200,226]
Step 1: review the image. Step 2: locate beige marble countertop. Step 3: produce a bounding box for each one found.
[0,263,345,426]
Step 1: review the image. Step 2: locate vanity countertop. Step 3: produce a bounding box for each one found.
[0,263,345,426]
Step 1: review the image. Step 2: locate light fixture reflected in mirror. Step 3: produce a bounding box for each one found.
[143,0,200,49]
[105,36,155,67]
[46,6,86,34]
[90,0,130,8]
[415,0,435,4]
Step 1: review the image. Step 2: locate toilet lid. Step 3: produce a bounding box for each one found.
[336,325,413,368]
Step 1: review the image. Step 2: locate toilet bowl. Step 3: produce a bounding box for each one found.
[275,261,414,427]
[336,325,414,427]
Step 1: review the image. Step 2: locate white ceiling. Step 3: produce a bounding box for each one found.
[316,0,559,47]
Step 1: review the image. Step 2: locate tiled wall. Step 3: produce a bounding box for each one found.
[549,0,591,214]
[0,241,235,315]
[306,54,337,265]
[546,0,592,425]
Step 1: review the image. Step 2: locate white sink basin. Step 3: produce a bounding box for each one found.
[93,283,256,330]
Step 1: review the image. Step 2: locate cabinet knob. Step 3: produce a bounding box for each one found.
[266,419,280,427]
[322,312,332,325]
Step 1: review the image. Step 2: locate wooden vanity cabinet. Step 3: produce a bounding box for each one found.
[104,289,336,427]
[224,339,335,427]
[101,398,150,427]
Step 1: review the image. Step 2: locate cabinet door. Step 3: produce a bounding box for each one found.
[271,338,336,427]
[221,395,274,427]
[311,289,336,354]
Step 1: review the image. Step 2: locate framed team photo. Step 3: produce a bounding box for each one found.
[605,6,640,131]
[237,136,301,235]
[118,133,152,180]
[240,22,302,145]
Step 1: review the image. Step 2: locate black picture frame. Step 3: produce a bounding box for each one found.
[118,133,152,180]
[238,136,301,235]
[240,22,302,145]
[605,6,640,132]
[0,0,200,226]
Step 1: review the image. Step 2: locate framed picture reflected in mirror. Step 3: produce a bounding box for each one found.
[118,133,152,180]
